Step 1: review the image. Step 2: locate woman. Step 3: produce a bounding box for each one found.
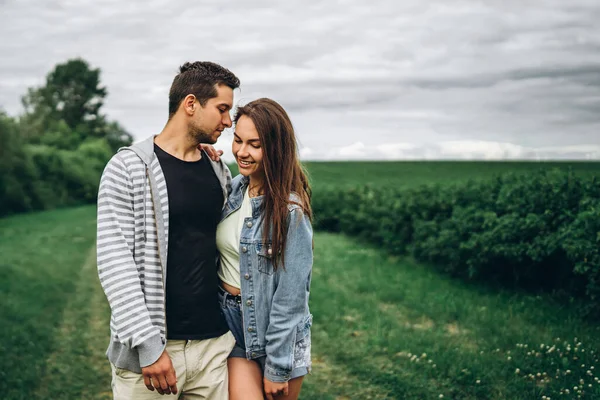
[216,98,313,400]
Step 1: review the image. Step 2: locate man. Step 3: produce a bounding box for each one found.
[97,61,239,399]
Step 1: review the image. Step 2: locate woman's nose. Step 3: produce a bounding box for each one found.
[237,145,249,157]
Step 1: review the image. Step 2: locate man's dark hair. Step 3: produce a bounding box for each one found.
[168,61,240,119]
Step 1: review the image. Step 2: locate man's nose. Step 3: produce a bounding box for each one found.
[223,114,232,128]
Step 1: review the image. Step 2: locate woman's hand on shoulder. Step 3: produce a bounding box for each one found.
[198,144,223,161]
[263,377,288,400]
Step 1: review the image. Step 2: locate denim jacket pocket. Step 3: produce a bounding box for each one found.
[257,242,274,275]
[295,313,313,342]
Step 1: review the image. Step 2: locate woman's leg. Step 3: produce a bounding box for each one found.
[228,357,264,400]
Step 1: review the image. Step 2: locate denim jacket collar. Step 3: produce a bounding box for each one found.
[223,175,265,220]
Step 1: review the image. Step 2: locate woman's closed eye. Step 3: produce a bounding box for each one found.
[234,139,260,148]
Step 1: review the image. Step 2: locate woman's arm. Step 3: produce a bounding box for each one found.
[263,208,313,383]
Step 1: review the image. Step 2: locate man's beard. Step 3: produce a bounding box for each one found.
[188,123,217,145]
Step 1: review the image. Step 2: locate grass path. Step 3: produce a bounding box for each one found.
[33,246,112,399]
[301,233,600,399]
[0,206,98,400]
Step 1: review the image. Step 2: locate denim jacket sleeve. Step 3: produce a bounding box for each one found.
[263,207,313,382]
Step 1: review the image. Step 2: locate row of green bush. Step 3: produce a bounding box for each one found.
[0,112,114,216]
[1,58,132,217]
[312,169,600,316]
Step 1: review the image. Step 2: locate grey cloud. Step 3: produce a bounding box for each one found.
[1,0,599,160]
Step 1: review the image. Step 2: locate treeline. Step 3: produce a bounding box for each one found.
[0,58,132,217]
[313,170,600,317]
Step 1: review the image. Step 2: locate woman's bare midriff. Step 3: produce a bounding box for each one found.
[221,280,241,296]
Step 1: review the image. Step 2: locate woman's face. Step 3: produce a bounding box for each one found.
[233,115,264,181]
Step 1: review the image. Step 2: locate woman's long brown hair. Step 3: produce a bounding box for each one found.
[234,98,312,269]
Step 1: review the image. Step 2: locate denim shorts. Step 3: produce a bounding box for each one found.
[218,286,311,380]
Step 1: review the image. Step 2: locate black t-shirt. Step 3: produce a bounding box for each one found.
[154,143,229,340]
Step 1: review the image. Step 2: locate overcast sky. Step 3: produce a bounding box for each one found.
[1,0,599,161]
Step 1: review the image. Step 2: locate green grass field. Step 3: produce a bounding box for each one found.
[2,161,600,399]
[228,160,600,190]
[305,161,600,189]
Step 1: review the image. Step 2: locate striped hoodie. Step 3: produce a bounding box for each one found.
[96,135,232,373]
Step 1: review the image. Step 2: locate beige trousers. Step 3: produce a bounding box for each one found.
[111,331,235,400]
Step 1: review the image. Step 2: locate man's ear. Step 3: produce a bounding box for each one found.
[184,94,196,115]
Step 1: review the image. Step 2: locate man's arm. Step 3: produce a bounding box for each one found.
[96,154,164,367]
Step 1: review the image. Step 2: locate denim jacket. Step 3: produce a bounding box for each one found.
[221,174,313,382]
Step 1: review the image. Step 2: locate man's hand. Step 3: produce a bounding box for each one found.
[264,377,288,400]
[141,350,177,395]
[199,143,224,161]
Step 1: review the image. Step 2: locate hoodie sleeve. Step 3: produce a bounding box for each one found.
[96,153,165,368]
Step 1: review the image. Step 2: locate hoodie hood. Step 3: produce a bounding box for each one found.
[118,135,156,166]
[118,133,232,209]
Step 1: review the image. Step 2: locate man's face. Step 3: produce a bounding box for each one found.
[188,84,234,144]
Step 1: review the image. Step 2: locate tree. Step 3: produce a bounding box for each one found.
[20,58,133,151]
[22,58,106,130]
[98,119,134,152]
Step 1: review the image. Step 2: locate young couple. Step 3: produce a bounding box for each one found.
[96,61,313,399]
